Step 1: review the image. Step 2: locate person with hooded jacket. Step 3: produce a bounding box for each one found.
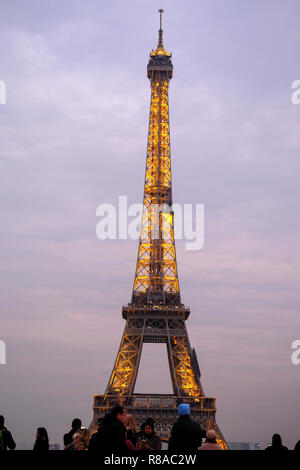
[168,403,204,453]
[136,418,161,450]
[0,415,16,451]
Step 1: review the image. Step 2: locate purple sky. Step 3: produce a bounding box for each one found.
[1,0,300,449]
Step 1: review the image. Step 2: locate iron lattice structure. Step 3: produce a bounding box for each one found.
[90,10,227,449]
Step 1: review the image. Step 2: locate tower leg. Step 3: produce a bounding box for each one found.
[167,320,204,399]
[105,318,144,396]
[90,315,228,449]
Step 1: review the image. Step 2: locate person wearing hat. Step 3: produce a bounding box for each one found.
[168,403,204,453]
[199,429,223,450]
[136,418,161,450]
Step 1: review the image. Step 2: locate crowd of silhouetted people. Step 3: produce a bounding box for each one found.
[1,406,300,452]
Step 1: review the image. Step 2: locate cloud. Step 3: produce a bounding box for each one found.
[0,0,300,449]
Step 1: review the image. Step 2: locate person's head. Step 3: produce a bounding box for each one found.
[0,416,4,427]
[125,414,137,432]
[71,418,82,430]
[295,440,300,452]
[36,427,48,441]
[178,403,190,416]
[142,418,154,436]
[206,429,217,444]
[111,406,126,425]
[272,434,283,447]
[144,425,153,436]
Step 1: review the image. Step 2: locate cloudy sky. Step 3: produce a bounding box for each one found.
[1,0,300,449]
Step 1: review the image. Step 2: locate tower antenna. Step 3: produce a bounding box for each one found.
[158,8,164,47]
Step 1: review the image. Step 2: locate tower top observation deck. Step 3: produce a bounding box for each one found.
[147,9,173,81]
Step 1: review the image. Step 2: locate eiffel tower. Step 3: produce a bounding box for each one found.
[90,10,227,448]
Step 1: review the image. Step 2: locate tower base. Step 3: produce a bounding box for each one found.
[89,393,227,449]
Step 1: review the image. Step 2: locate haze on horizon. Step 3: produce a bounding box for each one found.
[0,0,300,449]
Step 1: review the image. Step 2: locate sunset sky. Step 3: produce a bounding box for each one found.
[1,0,300,449]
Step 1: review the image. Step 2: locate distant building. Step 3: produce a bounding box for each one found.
[228,442,261,450]
[21,441,34,450]
[49,443,61,450]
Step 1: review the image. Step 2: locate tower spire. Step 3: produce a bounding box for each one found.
[158,8,164,48]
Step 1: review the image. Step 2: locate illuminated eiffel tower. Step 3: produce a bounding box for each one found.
[90,10,227,448]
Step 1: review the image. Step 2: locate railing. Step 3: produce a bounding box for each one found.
[94,394,216,411]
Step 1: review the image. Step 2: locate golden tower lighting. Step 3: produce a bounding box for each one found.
[90,10,227,449]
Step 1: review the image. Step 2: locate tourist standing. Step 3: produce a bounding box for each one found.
[168,403,204,452]
[63,418,82,448]
[0,415,16,450]
[33,427,49,451]
[125,414,138,448]
[136,418,161,450]
[101,406,128,453]
[265,434,288,451]
[199,429,223,450]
